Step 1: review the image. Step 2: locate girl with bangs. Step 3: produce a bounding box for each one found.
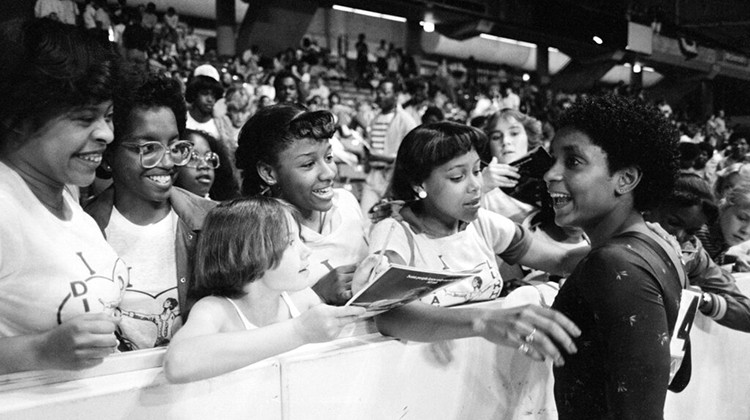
[164,196,363,383]
[235,104,369,306]
[354,122,588,367]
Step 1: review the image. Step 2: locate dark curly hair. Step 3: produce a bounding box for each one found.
[0,18,118,153]
[555,94,679,211]
[235,104,336,196]
[389,122,490,202]
[112,66,187,143]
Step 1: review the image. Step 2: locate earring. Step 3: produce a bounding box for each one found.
[417,190,427,199]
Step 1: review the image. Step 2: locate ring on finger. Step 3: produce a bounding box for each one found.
[524,328,537,344]
[518,343,530,354]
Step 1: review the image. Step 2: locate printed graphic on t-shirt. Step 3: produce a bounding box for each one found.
[118,286,181,351]
[421,257,503,306]
[58,255,129,324]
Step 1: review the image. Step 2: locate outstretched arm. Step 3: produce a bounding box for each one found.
[164,298,364,384]
[375,301,580,366]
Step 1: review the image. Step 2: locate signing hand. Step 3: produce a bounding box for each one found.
[351,254,391,294]
[312,263,358,305]
[472,305,580,366]
[36,313,120,370]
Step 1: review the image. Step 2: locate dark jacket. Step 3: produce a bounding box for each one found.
[84,186,216,320]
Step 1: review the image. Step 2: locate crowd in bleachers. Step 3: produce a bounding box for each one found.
[6,6,750,417]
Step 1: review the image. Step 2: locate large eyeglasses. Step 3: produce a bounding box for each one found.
[185,151,221,169]
[119,140,193,169]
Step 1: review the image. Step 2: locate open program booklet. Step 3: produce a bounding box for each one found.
[345,264,481,317]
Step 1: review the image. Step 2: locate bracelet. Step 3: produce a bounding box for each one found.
[699,292,713,313]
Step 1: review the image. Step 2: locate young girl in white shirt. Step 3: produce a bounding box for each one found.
[164,196,363,383]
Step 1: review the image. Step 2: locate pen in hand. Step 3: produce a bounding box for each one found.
[365,222,398,286]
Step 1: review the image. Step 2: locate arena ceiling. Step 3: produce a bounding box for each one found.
[332,0,750,58]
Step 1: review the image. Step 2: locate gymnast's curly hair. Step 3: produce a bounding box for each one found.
[555,94,679,212]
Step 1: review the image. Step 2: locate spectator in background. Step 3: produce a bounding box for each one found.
[141,2,158,32]
[421,106,444,125]
[83,0,97,32]
[122,9,151,66]
[695,183,750,268]
[375,39,388,74]
[355,33,369,86]
[216,85,252,159]
[645,175,750,332]
[718,130,750,171]
[111,0,127,25]
[308,76,331,106]
[186,65,224,139]
[175,129,239,201]
[164,7,179,33]
[501,85,521,111]
[34,0,63,21]
[183,25,201,55]
[360,79,418,214]
[274,71,301,105]
[93,0,112,43]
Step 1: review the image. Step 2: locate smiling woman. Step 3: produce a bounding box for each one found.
[0,18,124,374]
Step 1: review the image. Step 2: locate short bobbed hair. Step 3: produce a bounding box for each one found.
[555,94,679,212]
[389,122,490,202]
[191,196,299,299]
[0,18,118,154]
[235,104,336,196]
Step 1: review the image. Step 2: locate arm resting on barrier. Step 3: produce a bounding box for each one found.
[0,313,120,374]
[164,296,364,384]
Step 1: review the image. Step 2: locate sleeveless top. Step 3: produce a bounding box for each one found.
[224,292,301,330]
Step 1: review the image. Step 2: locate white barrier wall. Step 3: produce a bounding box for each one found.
[2,281,750,420]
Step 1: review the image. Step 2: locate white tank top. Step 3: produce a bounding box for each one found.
[224,292,301,330]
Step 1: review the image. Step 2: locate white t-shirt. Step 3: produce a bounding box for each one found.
[0,162,126,337]
[369,208,531,306]
[105,208,180,350]
[300,189,368,286]
[186,113,220,139]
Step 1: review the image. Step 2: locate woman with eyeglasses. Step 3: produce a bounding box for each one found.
[85,69,216,351]
[175,129,240,201]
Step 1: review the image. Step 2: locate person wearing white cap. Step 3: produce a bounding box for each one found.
[185,65,224,139]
